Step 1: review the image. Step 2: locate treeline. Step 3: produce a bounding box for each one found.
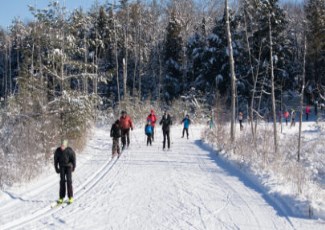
[0,0,323,108]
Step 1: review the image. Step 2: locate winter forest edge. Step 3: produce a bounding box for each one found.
[0,0,324,221]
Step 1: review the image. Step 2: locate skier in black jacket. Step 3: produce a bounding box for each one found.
[54,139,76,204]
[110,119,121,157]
[159,111,172,150]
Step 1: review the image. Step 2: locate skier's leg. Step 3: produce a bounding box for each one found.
[163,131,166,149]
[152,127,155,141]
[182,128,185,138]
[112,139,116,156]
[59,168,66,199]
[126,129,130,146]
[66,167,73,199]
[186,128,189,138]
[121,130,126,148]
[167,131,170,149]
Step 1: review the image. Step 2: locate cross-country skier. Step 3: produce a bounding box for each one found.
[159,111,172,150]
[305,105,311,121]
[54,139,76,204]
[119,111,134,150]
[147,109,157,141]
[181,114,191,139]
[110,120,121,157]
[238,112,244,131]
[284,110,289,126]
[145,120,153,146]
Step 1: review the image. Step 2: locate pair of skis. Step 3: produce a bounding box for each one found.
[50,200,72,209]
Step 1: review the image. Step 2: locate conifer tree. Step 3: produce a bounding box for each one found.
[164,10,183,101]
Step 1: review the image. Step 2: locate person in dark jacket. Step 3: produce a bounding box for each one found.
[238,112,244,131]
[159,111,172,150]
[54,139,76,204]
[145,120,153,146]
[119,111,134,150]
[181,114,191,139]
[110,120,121,157]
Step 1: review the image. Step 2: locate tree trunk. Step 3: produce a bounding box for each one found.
[113,3,120,109]
[123,4,129,100]
[269,13,278,154]
[298,34,306,162]
[225,0,236,142]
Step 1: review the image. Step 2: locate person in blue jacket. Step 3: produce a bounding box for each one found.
[181,114,191,139]
[145,120,153,146]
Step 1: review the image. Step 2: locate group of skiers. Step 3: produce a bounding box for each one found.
[53,103,321,205]
[53,109,191,205]
[110,109,191,154]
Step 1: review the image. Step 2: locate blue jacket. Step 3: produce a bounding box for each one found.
[145,124,153,135]
[182,118,191,129]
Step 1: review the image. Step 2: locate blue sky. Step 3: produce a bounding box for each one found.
[0,0,107,29]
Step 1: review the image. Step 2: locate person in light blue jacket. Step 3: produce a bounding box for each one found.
[181,115,191,139]
[145,120,153,146]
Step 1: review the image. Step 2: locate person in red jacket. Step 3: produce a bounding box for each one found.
[147,109,157,141]
[284,110,289,126]
[119,111,134,150]
[305,105,311,121]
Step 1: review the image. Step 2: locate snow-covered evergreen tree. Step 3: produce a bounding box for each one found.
[305,0,325,93]
[164,10,183,101]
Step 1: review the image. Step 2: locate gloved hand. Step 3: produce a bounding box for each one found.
[55,168,60,174]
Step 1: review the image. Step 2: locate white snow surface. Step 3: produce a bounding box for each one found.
[0,125,324,230]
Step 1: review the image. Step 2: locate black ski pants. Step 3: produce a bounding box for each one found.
[59,166,73,199]
[121,128,130,148]
[146,133,152,146]
[182,128,189,138]
[152,126,155,141]
[163,130,170,149]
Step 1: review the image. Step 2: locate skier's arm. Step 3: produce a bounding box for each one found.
[54,150,60,173]
[129,118,134,130]
[70,148,76,172]
[110,126,113,137]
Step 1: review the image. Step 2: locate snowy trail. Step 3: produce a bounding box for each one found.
[0,125,323,229]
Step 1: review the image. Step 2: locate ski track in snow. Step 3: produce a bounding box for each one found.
[0,125,323,230]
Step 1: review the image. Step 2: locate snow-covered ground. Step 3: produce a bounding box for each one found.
[0,125,324,229]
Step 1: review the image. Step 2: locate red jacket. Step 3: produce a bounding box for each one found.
[147,113,157,127]
[119,115,134,130]
[284,111,289,118]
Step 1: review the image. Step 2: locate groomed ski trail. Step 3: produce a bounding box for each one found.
[0,125,323,229]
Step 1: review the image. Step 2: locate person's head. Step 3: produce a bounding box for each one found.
[163,111,167,118]
[147,120,151,125]
[61,139,68,150]
[115,119,120,125]
[186,114,189,118]
[121,110,127,117]
[150,109,155,115]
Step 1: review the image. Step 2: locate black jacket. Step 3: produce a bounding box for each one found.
[159,115,172,132]
[110,123,121,138]
[54,147,76,172]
